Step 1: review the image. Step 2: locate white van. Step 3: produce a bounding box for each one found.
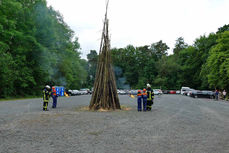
[181,87,190,95]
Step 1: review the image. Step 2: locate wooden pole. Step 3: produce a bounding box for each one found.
[89,1,120,110]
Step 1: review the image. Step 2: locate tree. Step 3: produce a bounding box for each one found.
[86,50,98,88]
[150,40,169,59]
[206,31,229,90]
[216,24,229,34]
[173,37,188,55]
[0,0,87,97]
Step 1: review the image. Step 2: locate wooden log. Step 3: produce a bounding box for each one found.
[89,3,120,110]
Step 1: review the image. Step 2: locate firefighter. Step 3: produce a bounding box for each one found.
[43,85,51,111]
[137,90,142,111]
[142,88,147,111]
[51,86,58,108]
[146,84,154,111]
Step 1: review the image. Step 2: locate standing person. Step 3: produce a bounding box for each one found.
[142,88,147,112]
[146,84,154,111]
[43,85,51,111]
[215,89,219,101]
[223,90,227,100]
[137,90,142,111]
[51,86,58,108]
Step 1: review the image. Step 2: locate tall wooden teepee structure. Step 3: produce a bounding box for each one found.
[89,1,121,110]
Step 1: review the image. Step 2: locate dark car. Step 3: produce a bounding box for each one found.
[189,90,215,99]
[163,90,169,94]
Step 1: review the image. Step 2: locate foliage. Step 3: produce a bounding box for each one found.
[0,0,86,98]
[206,31,229,90]
[1,0,228,97]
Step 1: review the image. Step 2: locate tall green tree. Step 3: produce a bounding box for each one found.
[173,37,188,55]
[206,31,229,90]
[86,50,98,88]
[0,0,87,98]
[150,40,169,59]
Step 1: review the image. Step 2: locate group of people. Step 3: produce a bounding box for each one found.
[215,89,227,100]
[136,83,154,111]
[42,85,59,111]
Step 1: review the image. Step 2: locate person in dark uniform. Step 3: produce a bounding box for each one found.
[146,84,154,111]
[43,85,51,111]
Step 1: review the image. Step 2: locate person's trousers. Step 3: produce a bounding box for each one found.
[146,100,152,111]
[137,96,142,111]
[43,101,48,111]
[52,96,58,108]
[143,97,147,111]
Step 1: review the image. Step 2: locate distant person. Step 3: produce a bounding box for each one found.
[215,89,219,101]
[137,90,142,111]
[51,86,59,108]
[223,90,227,100]
[146,84,154,111]
[43,85,51,111]
[142,88,147,111]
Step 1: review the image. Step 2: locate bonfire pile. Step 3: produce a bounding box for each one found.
[89,2,121,110]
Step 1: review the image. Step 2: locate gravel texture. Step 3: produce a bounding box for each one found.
[1,95,229,153]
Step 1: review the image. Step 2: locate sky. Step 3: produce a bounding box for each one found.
[46,0,229,59]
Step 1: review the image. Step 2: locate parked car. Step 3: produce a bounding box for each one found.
[176,90,181,94]
[125,90,131,95]
[79,89,89,95]
[169,90,176,94]
[117,90,126,95]
[182,88,194,96]
[153,89,162,95]
[181,87,191,95]
[188,90,200,97]
[189,90,215,99]
[130,90,138,95]
[68,89,80,96]
[163,90,169,94]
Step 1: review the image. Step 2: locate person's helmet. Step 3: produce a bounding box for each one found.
[45,85,50,89]
[147,83,151,88]
[143,88,146,92]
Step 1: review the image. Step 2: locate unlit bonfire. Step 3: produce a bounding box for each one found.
[89,2,121,111]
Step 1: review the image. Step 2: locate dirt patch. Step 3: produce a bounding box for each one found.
[75,105,132,112]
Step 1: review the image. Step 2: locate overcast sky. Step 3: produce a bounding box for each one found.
[47,0,229,59]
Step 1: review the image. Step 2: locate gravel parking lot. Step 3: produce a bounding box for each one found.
[1,95,229,153]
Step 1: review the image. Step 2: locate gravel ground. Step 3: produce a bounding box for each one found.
[1,94,229,153]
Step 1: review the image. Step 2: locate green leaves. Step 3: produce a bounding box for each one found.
[0,0,86,98]
[206,31,229,89]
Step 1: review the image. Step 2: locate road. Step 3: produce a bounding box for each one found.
[0,94,229,153]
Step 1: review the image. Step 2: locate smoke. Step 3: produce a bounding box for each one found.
[32,2,70,87]
[113,66,130,89]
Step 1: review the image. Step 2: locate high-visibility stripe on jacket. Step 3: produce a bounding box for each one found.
[147,90,151,101]
[152,92,154,99]
[43,89,51,102]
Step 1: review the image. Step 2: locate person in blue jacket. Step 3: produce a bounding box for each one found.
[137,90,142,111]
[51,86,59,108]
[142,88,147,111]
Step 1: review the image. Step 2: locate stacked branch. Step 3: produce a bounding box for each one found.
[89,2,121,110]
